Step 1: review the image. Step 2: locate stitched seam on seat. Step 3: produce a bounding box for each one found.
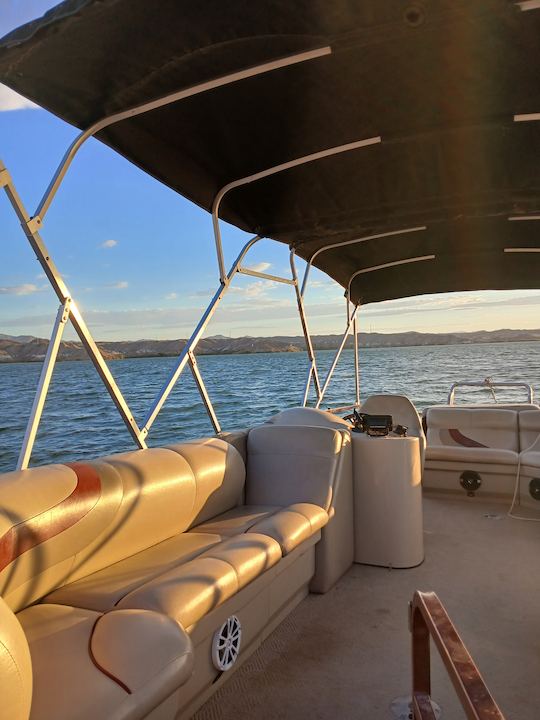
[110,540,222,608]
[241,507,284,535]
[0,638,24,713]
[199,556,240,591]
[289,507,316,533]
[88,614,132,694]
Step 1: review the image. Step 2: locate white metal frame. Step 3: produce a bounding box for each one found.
[299,225,428,406]
[3,43,442,465]
[2,47,333,466]
[447,380,534,405]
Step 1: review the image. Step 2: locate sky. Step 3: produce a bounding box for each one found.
[1,1,540,341]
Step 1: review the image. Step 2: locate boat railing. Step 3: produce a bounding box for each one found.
[410,590,505,720]
[447,379,534,405]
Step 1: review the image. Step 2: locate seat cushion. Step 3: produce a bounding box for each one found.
[117,534,282,628]
[189,505,280,536]
[199,533,282,587]
[116,557,239,628]
[45,532,222,612]
[425,446,518,465]
[519,450,540,475]
[247,503,329,555]
[426,408,518,451]
[18,604,193,720]
[518,410,540,451]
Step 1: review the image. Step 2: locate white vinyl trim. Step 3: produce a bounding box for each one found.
[514,112,540,122]
[516,1,540,10]
[508,215,540,221]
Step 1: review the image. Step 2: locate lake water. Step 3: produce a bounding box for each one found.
[1,341,539,473]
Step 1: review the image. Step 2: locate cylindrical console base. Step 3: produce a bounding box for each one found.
[352,433,423,568]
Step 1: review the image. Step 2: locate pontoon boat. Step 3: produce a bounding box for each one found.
[0,3,539,719]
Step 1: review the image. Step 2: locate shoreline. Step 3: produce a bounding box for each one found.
[1,336,539,364]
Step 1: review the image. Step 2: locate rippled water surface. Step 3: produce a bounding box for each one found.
[1,342,539,472]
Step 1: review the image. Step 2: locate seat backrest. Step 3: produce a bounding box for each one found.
[0,461,122,611]
[518,410,540,451]
[426,407,518,451]
[360,394,426,468]
[66,448,198,583]
[0,438,244,611]
[266,406,350,431]
[0,596,32,720]
[246,424,345,510]
[167,438,245,527]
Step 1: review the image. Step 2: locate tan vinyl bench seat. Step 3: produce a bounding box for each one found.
[424,407,522,496]
[0,420,350,720]
[17,603,193,720]
[116,534,283,628]
[45,532,223,613]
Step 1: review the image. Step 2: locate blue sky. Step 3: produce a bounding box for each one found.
[1,0,540,341]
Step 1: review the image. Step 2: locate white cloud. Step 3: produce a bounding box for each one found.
[106,281,128,289]
[166,292,178,300]
[0,84,37,112]
[0,283,40,296]
[245,261,271,273]
[243,280,273,298]
[100,239,118,249]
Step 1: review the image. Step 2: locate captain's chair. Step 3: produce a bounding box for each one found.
[359,394,426,472]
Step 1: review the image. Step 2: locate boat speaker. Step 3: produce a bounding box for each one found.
[460,470,482,496]
[529,478,540,501]
[212,615,242,671]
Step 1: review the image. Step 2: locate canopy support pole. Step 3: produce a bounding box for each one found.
[353,313,360,406]
[141,237,309,433]
[315,304,359,409]
[300,226,427,297]
[209,138,383,403]
[290,252,322,405]
[211,135,381,282]
[17,299,71,470]
[35,46,332,223]
[0,161,147,450]
[142,235,263,434]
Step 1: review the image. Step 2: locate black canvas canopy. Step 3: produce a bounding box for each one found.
[1,0,539,304]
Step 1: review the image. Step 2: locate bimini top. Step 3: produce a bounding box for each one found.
[1,0,539,304]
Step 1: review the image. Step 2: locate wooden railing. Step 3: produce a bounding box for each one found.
[410,591,506,720]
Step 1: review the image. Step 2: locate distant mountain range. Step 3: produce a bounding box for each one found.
[1,328,540,363]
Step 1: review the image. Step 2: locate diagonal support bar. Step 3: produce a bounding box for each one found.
[142,235,261,434]
[290,252,322,404]
[315,304,359,408]
[1,160,147,449]
[188,351,221,434]
[17,299,71,470]
[353,313,360,406]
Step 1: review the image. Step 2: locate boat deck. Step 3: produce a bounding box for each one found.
[195,494,540,720]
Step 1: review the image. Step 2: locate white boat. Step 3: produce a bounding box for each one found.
[0,2,539,719]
